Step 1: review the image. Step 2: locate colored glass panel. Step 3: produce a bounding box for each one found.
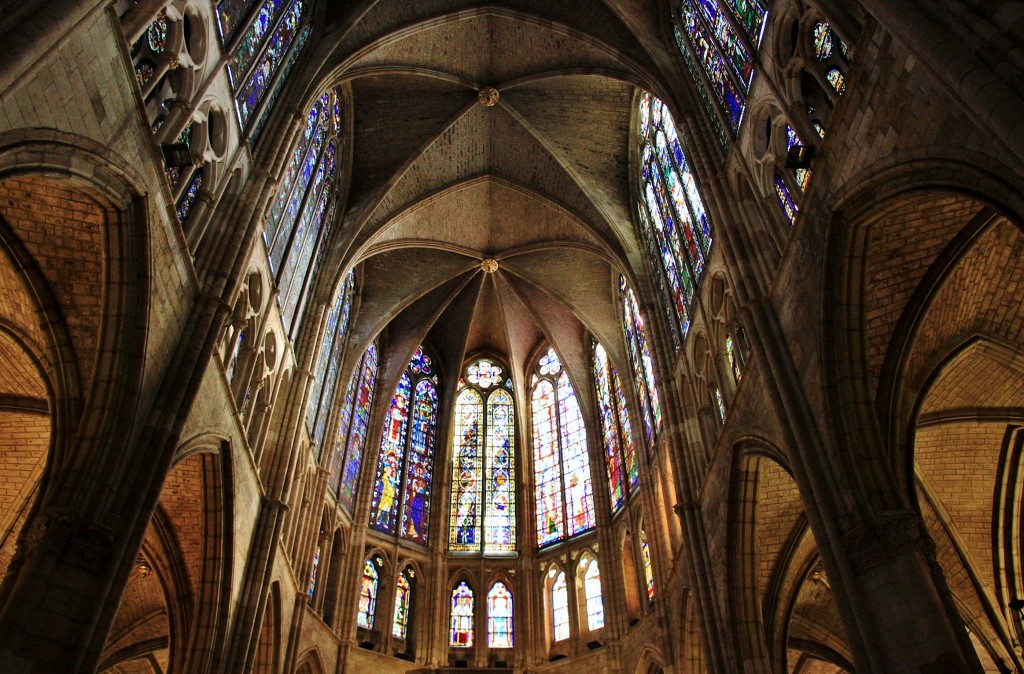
[825,67,845,94]
[552,571,569,641]
[774,178,798,225]
[410,346,432,374]
[620,278,663,448]
[558,372,594,537]
[695,0,754,90]
[449,389,482,551]
[584,558,604,630]
[673,27,730,149]
[641,536,655,601]
[307,544,319,597]
[678,1,745,132]
[487,582,513,648]
[250,25,310,144]
[233,0,304,129]
[176,169,203,222]
[813,21,833,61]
[370,373,411,534]
[533,379,564,546]
[226,0,286,88]
[725,334,742,383]
[467,359,502,388]
[327,368,359,495]
[266,98,322,248]
[613,368,639,491]
[720,0,767,47]
[306,271,354,446]
[215,0,260,44]
[339,344,378,511]
[147,17,168,53]
[785,125,811,190]
[485,389,516,552]
[401,378,437,544]
[593,342,638,514]
[714,386,726,422]
[356,559,378,629]
[392,571,411,639]
[450,583,474,647]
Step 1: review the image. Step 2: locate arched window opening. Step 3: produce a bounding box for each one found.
[369,346,438,544]
[725,333,743,383]
[581,555,605,631]
[328,342,379,512]
[216,0,310,137]
[532,348,595,547]
[592,342,639,514]
[307,543,320,598]
[551,569,570,642]
[487,582,514,648]
[641,531,655,603]
[263,89,344,335]
[356,558,379,629]
[620,278,663,452]
[449,360,516,553]
[450,582,474,647]
[392,569,413,640]
[672,0,767,139]
[636,93,714,345]
[306,270,355,453]
[774,176,799,225]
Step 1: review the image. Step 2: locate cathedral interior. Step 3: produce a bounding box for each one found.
[0,0,1022,672]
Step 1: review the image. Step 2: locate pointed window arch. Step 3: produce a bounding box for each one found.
[449,360,516,553]
[450,582,474,647]
[581,555,605,631]
[369,347,438,544]
[636,93,714,345]
[263,89,344,335]
[305,270,355,452]
[356,558,379,629]
[392,569,412,640]
[328,342,379,512]
[592,342,639,513]
[640,530,655,602]
[487,582,514,648]
[551,570,570,641]
[620,278,663,452]
[532,347,596,547]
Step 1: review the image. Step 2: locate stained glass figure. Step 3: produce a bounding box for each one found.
[641,534,655,602]
[368,347,438,543]
[813,21,833,60]
[307,544,319,598]
[774,177,799,225]
[583,556,605,631]
[392,570,411,639]
[450,582,474,647]
[532,349,596,547]
[725,334,742,383]
[147,16,168,53]
[331,344,378,512]
[593,342,639,514]
[306,271,355,450]
[785,125,811,190]
[215,0,261,44]
[551,570,570,641]
[176,169,203,222]
[637,93,714,342]
[356,559,378,629]
[825,67,845,95]
[487,582,513,648]
[620,278,663,452]
[262,89,343,335]
[450,361,516,553]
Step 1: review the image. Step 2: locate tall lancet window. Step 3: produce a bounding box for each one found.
[263,89,344,335]
[592,342,639,513]
[369,347,438,544]
[448,360,516,553]
[620,278,663,451]
[216,0,310,137]
[532,347,596,547]
[328,342,378,512]
[637,92,714,346]
[305,270,355,454]
[672,0,767,139]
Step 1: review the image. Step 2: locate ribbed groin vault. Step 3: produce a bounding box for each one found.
[0,0,1022,672]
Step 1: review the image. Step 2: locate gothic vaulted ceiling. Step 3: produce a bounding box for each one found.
[301,0,686,401]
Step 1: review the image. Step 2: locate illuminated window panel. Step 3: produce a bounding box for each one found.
[825,67,846,95]
[335,344,378,511]
[484,389,516,552]
[620,278,663,451]
[552,570,570,641]
[487,582,513,648]
[305,271,355,450]
[593,342,640,514]
[641,536,655,602]
[449,389,482,551]
[356,559,378,629]
[392,571,411,639]
[583,557,605,630]
[774,177,799,225]
[785,125,812,190]
[450,582,474,647]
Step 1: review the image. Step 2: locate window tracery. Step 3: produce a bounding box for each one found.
[592,342,639,514]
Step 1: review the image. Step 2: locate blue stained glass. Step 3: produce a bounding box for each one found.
[678,1,745,132]
[533,379,564,546]
[620,278,662,447]
[233,0,304,129]
[410,346,432,374]
[484,389,515,552]
[269,124,325,271]
[250,26,310,144]
[594,343,635,513]
[327,369,359,495]
[673,27,731,148]
[785,125,811,190]
[720,0,767,47]
[661,111,712,255]
[339,345,378,511]
[370,373,411,534]
[266,100,322,244]
[176,170,203,222]
[613,368,639,490]
[216,0,261,44]
[695,0,754,90]
[401,379,437,544]
[227,0,286,88]
[775,178,799,225]
[449,388,482,550]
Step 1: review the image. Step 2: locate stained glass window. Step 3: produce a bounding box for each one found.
[369,347,438,544]
[636,92,714,343]
[714,386,727,422]
[592,342,639,514]
[825,67,845,95]
[329,343,378,512]
[218,0,308,132]
[582,556,605,631]
[673,0,767,137]
[450,582,474,647]
[307,544,320,598]
[176,169,203,223]
[532,348,596,547]
[785,125,811,190]
[620,278,663,452]
[813,21,833,60]
[449,361,516,553]
[306,271,355,452]
[356,559,378,629]
[774,177,799,225]
[392,570,411,639]
[487,582,514,648]
[725,334,742,383]
[641,534,655,602]
[263,89,344,335]
[551,570,570,641]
